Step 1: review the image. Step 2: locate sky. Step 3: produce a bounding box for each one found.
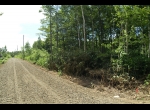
[0,5,45,52]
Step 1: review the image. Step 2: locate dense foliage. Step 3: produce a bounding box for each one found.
[36,5,150,78]
[0,46,11,64]
[15,41,49,68]
[13,5,150,87]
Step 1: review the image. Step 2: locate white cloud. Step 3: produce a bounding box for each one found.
[0,5,45,52]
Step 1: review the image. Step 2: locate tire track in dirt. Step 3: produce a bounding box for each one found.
[21,58,148,104]
[13,59,23,104]
[17,59,123,104]
[0,58,145,104]
[17,59,101,103]
[18,61,63,103]
[0,59,17,103]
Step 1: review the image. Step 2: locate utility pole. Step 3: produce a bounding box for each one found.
[23,35,24,60]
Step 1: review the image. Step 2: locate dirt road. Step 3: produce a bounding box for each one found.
[0,58,144,104]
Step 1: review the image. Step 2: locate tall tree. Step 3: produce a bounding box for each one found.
[39,5,55,54]
[24,41,31,56]
[81,5,86,52]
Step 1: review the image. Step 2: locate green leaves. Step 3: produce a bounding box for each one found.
[24,41,31,56]
[0,46,11,64]
[34,5,150,83]
[144,74,150,86]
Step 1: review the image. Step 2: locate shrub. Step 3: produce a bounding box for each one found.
[122,55,150,79]
[47,50,111,76]
[23,49,49,67]
[144,74,150,86]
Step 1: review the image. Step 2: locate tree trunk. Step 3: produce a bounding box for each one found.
[50,11,51,51]
[92,20,94,50]
[49,6,53,60]
[77,16,81,49]
[56,6,59,52]
[148,23,150,58]
[125,20,128,54]
[81,5,86,52]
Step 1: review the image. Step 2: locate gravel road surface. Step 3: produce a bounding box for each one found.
[0,58,143,104]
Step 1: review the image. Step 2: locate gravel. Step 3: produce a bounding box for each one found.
[0,58,144,104]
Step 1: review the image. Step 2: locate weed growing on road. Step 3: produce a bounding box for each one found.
[58,70,63,76]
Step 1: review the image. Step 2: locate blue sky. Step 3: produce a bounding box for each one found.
[20,23,42,38]
[0,5,45,52]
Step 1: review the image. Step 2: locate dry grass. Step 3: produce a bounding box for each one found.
[60,69,150,102]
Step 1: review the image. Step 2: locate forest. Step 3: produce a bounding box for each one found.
[1,5,150,89]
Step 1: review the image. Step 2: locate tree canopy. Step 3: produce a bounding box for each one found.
[14,5,150,87]
[36,5,150,78]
